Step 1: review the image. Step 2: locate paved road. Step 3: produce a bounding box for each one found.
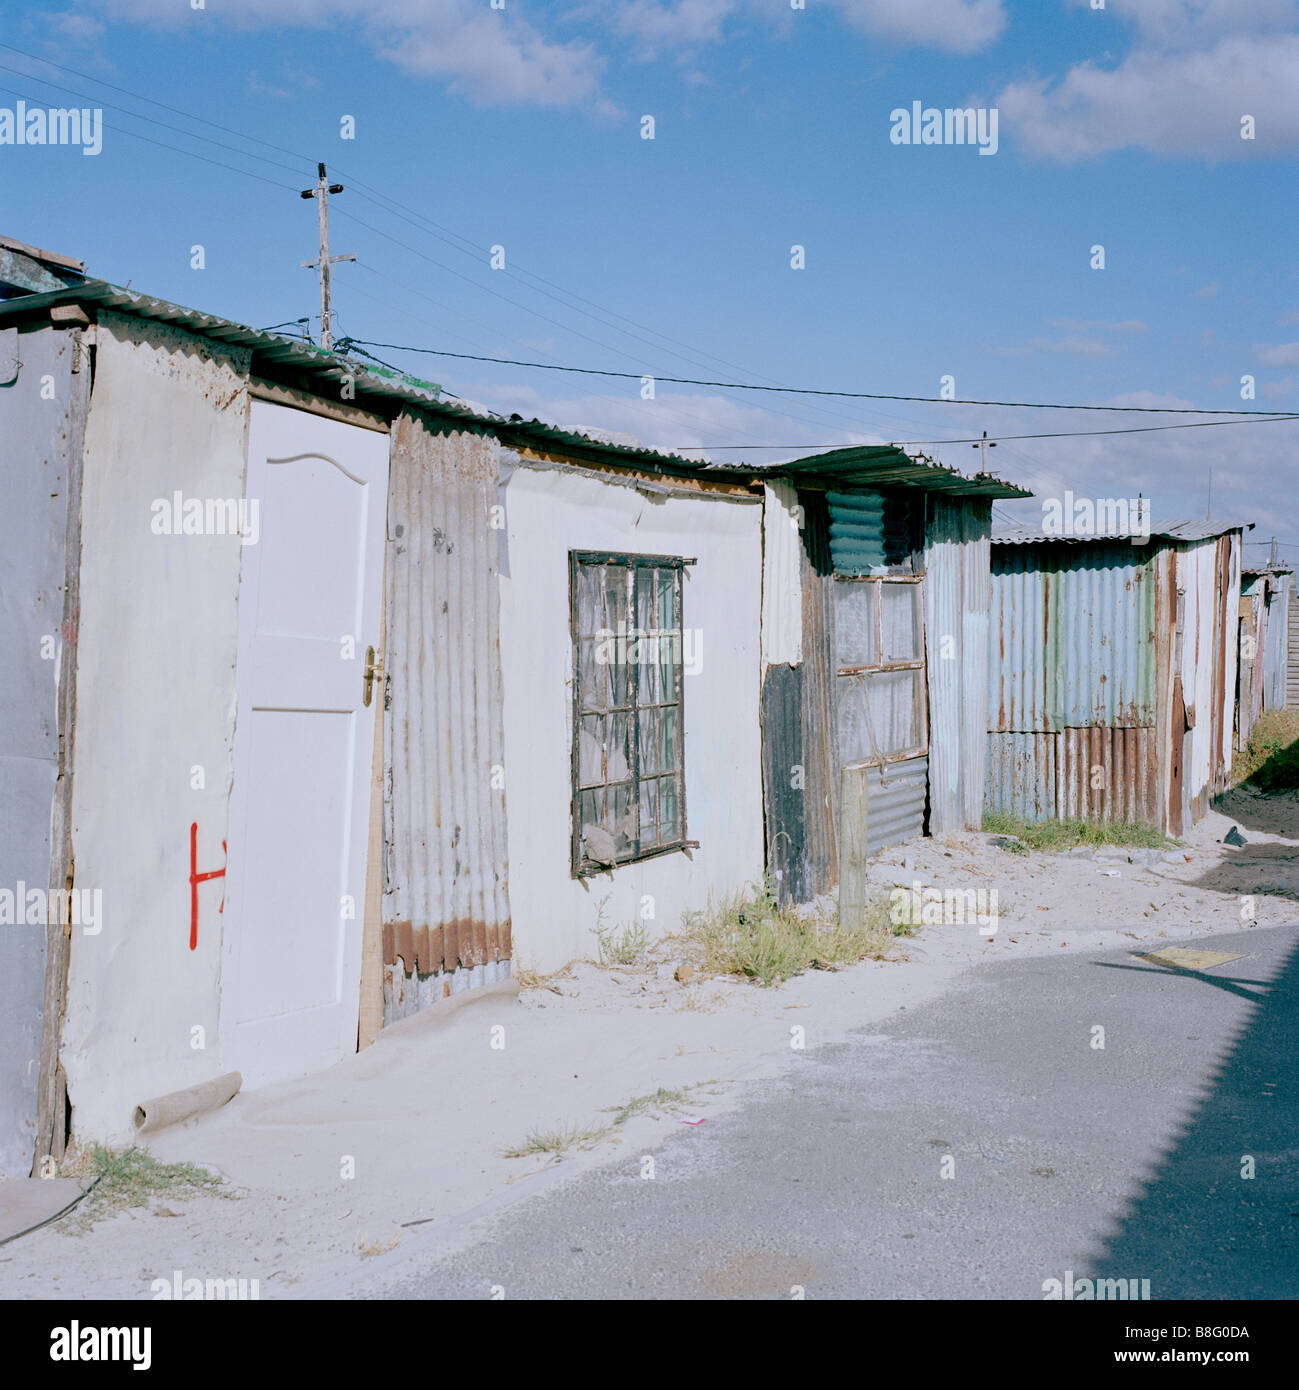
[373,925,1299,1300]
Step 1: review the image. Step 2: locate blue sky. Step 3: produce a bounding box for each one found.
[3,0,1299,559]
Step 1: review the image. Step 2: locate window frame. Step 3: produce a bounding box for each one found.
[569,550,694,877]
[833,573,928,768]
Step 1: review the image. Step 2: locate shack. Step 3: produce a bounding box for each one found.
[0,242,766,1167]
[743,448,1031,906]
[986,523,1244,836]
[1237,564,1293,745]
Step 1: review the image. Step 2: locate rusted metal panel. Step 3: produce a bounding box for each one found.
[382,416,511,1011]
[1057,727,1159,824]
[985,732,1059,822]
[986,729,1158,825]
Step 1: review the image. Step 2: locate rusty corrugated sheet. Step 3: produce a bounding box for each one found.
[1057,728,1159,823]
[985,732,1059,822]
[987,539,1167,829]
[382,415,511,993]
[985,729,1158,825]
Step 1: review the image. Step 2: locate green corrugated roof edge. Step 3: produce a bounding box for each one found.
[0,279,1030,497]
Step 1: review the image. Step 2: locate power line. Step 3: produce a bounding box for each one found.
[664,415,1299,449]
[335,338,1291,417]
[0,81,299,191]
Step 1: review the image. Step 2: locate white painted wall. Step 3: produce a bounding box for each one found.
[498,463,765,974]
[1177,535,1240,811]
[62,314,251,1145]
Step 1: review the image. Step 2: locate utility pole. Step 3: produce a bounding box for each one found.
[299,162,354,352]
[971,429,997,471]
[1206,468,1213,520]
[1271,535,1278,568]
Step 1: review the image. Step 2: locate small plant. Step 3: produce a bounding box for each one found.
[604,1087,688,1126]
[593,918,649,966]
[1233,709,1299,791]
[504,1085,707,1159]
[680,884,903,988]
[502,1121,612,1158]
[983,811,1168,852]
[61,1145,232,1233]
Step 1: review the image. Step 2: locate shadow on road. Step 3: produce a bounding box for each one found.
[1082,933,1299,1298]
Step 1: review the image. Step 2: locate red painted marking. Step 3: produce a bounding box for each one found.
[189,821,227,951]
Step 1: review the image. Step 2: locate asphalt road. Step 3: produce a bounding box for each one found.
[374,925,1299,1300]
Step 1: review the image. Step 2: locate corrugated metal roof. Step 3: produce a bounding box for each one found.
[764,444,1030,499]
[0,280,741,480]
[993,519,1247,544]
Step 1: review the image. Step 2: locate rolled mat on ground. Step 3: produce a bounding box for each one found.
[133,1072,242,1134]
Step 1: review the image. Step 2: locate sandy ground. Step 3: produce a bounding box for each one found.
[0,791,1294,1300]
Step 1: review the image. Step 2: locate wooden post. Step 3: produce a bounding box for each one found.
[838,764,870,930]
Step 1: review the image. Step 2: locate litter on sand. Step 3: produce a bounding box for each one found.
[679,1116,706,1126]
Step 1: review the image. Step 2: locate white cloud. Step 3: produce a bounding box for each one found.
[826,0,1006,55]
[612,0,737,50]
[454,381,884,460]
[1259,342,1299,367]
[72,0,607,109]
[996,33,1299,161]
[1110,0,1299,48]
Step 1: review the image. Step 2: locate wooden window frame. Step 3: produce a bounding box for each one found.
[569,551,695,877]
[834,574,928,767]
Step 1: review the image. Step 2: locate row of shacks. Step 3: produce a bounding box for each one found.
[0,235,1287,1174]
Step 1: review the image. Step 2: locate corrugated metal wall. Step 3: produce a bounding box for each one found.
[860,755,929,854]
[1262,573,1290,712]
[761,491,838,905]
[990,541,1157,732]
[987,541,1162,827]
[382,415,512,1016]
[1289,589,1299,708]
[924,497,991,833]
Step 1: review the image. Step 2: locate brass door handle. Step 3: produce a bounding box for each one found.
[363,645,384,707]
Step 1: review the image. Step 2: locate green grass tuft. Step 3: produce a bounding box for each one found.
[62,1145,232,1232]
[983,811,1168,852]
[680,884,904,988]
[1234,709,1299,792]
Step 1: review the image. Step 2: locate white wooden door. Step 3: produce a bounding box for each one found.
[222,401,388,1088]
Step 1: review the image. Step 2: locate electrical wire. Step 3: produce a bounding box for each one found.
[335,338,1290,417]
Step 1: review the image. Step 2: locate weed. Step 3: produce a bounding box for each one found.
[983,811,1168,852]
[502,1121,612,1158]
[1233,709,1299,791]
[593,918,649,966]
[680,884,903,988]
[604,1087,688,1126]
[60,1145,232,1233]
